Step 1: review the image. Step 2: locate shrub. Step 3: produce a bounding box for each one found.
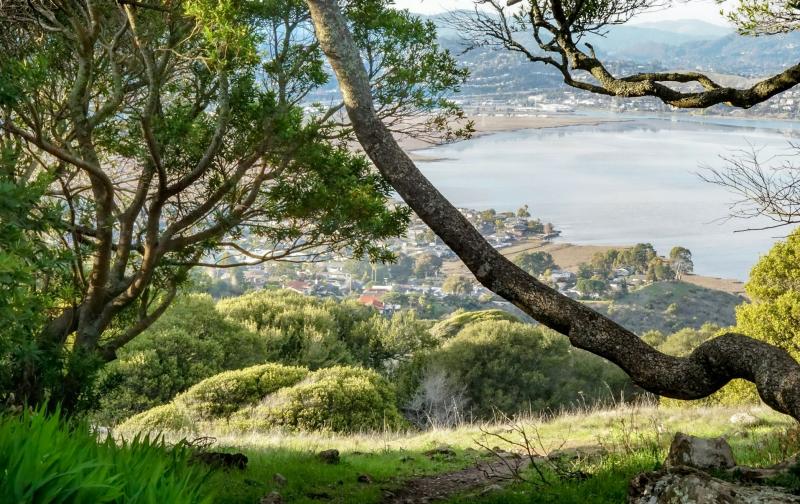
[178,363,308,420]
[405,320,632,420]
[97,294,268,424]
[0,409,212,503]
[217,290,374,368]
[117,403,194,434]
[429,309,519,340]
[232,366,405,433]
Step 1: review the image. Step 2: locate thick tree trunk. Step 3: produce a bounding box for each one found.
[305,0,800,421]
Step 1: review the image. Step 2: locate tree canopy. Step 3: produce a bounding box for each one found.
[0,0,468,410]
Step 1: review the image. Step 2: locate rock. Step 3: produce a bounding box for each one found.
[259,491,283,504]
[628,466,800,503]
[424,445,456,458]
[730,412,764,427]
[191,451,248,470]
[665,432,735,470]
[357,473,373,484]
[318,449,340,464]
[272,473,287,487]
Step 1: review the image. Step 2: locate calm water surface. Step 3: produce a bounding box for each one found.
[415,118,800,280]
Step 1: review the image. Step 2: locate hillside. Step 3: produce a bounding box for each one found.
[588,281,746,334]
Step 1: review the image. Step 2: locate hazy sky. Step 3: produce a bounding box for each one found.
[393,0,731,25]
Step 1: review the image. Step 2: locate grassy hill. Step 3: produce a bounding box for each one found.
[588,281,746,334]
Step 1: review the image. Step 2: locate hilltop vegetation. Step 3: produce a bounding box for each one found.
[588,281,745,334]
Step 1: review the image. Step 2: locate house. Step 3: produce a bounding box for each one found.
[358,294,385,311]
[550,270,576,284]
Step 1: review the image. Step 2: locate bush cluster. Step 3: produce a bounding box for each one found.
[399,316,633,422]
[120,364,404,434]
[232,366,405,433]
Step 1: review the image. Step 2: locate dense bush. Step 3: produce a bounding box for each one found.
[403,319,632,421]
[429,309,519,339]
[119,363,308,433]
[178,363,309,420]
[121,365,404,434]
[96,294,269,424]
[218,289,434,372]
[217,290,375,368]
[232,366,405,433]
[0,409,212,503]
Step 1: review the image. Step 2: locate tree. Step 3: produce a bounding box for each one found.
[516,204,531,218]
[442,275,475,296]
[669,247,694,279]
[414,253,443,278]
[736,229,800,357]
[514,251,557,277]
[0,0,467,410]
[576,278,607,298]
[451,0,800,109]
[306,0,800,421]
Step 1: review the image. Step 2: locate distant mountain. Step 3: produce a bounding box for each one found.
[419,13,800,92]
[630,19,734,39]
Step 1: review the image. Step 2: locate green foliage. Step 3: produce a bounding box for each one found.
[576,278,607,298]
[591,281,743,335]
[179,363,309,420]
[514,251,557,277]
[736,228,800,360]
[0,146,72,407]
[217,289,374,369]
[441,274,475,296]
[97,294,269,423]
[414,253,443,278]
[430,309,520,339]
[0,408,212,503]
[234,366,405,433]
[669,246,694,276]
[410,320,631,419]
[582,243,664,281]
[119,363,310,433]
[657,323,723,357]
[0,0,472,411]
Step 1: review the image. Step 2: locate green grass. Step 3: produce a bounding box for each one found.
[137,403,797,503]
[0,408,213,503]
[203,446,477,503]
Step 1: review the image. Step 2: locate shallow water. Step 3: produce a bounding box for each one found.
[415,118,800,280]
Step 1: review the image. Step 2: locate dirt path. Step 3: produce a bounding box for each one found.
[382,455,528,504]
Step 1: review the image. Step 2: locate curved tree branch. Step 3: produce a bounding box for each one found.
[455,0,800,109]
[305,0,800,421]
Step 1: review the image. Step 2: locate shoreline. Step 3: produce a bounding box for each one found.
[401,114,620,162]
[442,237,747,297]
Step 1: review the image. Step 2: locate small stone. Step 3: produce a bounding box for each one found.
[357,473,373,484]
[259,491,283,504]
[272,473,287,487]
[318,449,340,464]
[665,432,736,470]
